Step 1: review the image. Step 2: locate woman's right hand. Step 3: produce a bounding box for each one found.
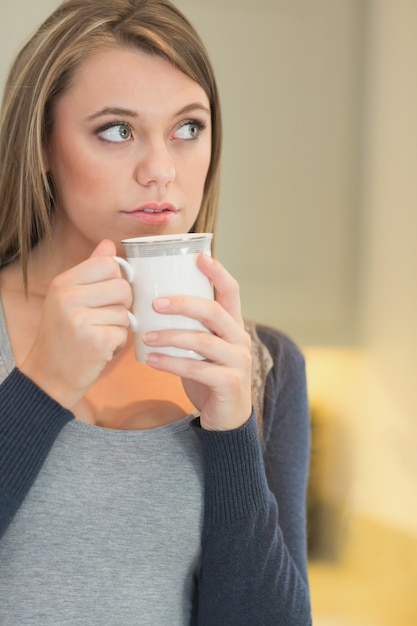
[19,240,132,409]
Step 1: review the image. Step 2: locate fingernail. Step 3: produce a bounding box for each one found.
[154,297,170,309]
[143,331,159,343]
[146,353,160,366]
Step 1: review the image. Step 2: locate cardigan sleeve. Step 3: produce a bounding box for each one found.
[0,368,74,537]
[259,325,311,583]
[190,326,312,626]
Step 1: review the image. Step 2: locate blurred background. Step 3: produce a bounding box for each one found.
[1,1,416,623]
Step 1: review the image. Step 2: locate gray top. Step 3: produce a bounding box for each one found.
[0,302,204,626]
[0,301,13,381]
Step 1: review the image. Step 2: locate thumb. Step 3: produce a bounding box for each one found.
[90,239,117,258]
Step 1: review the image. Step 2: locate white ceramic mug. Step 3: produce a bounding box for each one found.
[114,233,214,362]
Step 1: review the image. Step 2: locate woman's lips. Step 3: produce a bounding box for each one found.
[122,203,178,225]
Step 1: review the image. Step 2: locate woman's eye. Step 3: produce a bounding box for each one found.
[98,123,132,143]
[174,120,205,141]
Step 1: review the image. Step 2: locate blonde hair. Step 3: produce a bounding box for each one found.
[0,0,222,279]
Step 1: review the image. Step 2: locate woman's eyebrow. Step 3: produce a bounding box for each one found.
[175,103,211,116]
[86,102,210,121]
[86,107,138,120]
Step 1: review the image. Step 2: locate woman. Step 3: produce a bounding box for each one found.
[0,0,312,623]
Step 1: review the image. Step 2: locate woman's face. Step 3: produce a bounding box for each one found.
[46,46,212,258]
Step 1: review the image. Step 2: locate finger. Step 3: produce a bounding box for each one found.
[83,239,121,282]
[76,256,125,285]
[89,239,117,258]
[152,295,249,345]
[143,328,246,366]
[80,278,133,310]
[52,279,133,323]
[82,325,130,363]
[196,253,243,325]
[51,257,120,288]
[76,304,132,330]
[145,350,251,405]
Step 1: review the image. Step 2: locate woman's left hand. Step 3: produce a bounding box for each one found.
[143,253,252,431]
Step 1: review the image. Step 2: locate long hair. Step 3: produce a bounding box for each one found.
[0,0,222,280]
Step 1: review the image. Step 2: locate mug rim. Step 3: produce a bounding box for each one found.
[122,233,213,245]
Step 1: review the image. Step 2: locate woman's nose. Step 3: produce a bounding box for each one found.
[134,140,176,188]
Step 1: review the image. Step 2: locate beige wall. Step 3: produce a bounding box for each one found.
[352,0,417,533]
[0,0,60,91]
[304,0,417,537]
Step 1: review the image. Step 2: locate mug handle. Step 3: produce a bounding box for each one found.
[113,256,139,332]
